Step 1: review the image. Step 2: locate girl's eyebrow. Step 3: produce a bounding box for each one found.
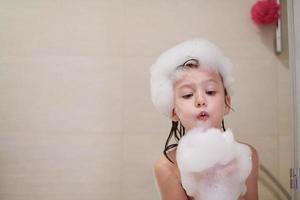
[176,80,196,89]
[202,79,219,85]
[178,79,218,89]
[177,83,194,90]
[176,75,221,90]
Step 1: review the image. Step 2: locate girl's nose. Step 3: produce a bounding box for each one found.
[195,94,206,107]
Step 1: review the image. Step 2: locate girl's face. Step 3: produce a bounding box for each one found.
[172,67,231,131]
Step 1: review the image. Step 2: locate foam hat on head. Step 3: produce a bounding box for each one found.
[150,38,234,118]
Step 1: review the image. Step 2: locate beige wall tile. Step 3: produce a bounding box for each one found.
[123,0,266,57]
[277,61,292,136]
[227,58,278,136]
[0,1,125,56]
[0,131,121,200]
[0,56,123,133]
[0,0,294,199]
[279,135,293,191]
[122,131,163,200]
[123,56,170,133]
[258,177,289,200]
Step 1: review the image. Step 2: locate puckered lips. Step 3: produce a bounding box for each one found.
[197,111,209,121]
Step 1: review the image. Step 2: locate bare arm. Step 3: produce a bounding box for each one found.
[154,157,189,200]
[242,146,259,200]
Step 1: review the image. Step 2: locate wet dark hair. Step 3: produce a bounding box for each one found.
[163,58,233,163]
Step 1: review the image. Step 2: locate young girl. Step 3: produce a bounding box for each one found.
[150,38,259,200]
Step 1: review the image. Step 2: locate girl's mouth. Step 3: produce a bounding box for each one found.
[197,111,209,121]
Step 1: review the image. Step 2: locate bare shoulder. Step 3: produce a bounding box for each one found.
[153,149,189,200]
[239,143,259,200]
[153,149,178,180]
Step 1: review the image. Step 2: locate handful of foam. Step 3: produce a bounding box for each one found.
[176,128,252,200]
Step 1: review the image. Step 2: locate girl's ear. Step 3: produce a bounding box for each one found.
[171,108,180,121]
[224,96,231,115]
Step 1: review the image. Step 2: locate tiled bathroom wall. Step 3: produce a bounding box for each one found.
[0,0,292,199]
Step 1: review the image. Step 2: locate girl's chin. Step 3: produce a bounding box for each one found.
[195,121,212,130]
[185,121,212,132]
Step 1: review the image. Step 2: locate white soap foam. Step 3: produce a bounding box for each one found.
[176,128,252,200]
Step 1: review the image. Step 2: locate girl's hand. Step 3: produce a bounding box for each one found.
[189,158,237,182]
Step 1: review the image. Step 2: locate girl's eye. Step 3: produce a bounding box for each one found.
[182,94,193,99]
[206,91,216,96]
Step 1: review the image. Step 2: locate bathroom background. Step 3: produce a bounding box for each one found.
[0,0,294,199]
